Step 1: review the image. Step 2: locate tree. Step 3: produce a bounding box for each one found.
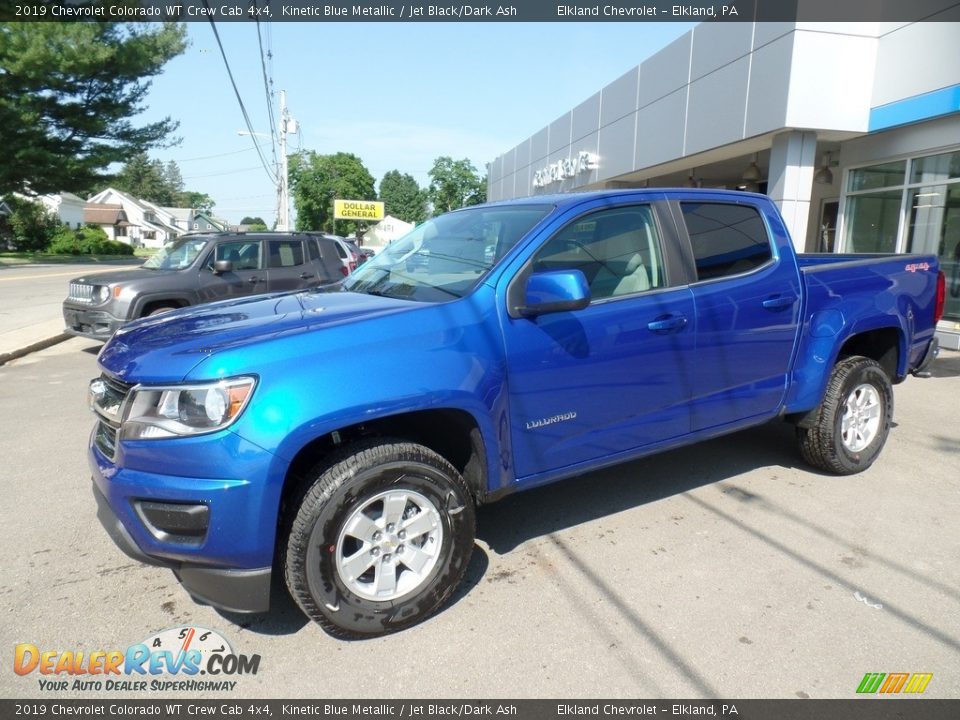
[289,152,376,235]
[0,22,187,197]
[180,191,215,215]
[427,157,486,214]
[240,216,267,226]
[379,171,426,224]
[2,196,62,252]
[115,153,176,205]
[164,161,184,198]
[116,156,212,211]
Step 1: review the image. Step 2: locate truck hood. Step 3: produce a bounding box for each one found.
[98,289,416,383]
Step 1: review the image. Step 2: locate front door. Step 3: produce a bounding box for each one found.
[197,239,267,302]
[501,202,696,480]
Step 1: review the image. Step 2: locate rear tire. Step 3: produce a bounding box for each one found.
[797,356,893,475]
[284,440,475,638]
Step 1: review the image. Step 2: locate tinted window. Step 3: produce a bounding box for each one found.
[307,238,321,262]
[681,203,771,281]
[268,239,305,268]
[215,240,261,270]
[532,205,664,300]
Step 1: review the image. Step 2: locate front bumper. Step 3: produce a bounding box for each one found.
[93,482,271,612]
[63,303,126,340]
[89,431,281,614]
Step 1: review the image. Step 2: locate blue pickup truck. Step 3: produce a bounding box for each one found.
[88,190,944,637]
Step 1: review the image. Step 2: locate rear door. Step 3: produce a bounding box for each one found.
[501,199,696,479]
[265,238,316,291]
[307,236,347,284]
[674,200,802,430]
[196,238,267,302]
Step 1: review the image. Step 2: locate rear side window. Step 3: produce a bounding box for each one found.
[268,239,305,268]
[680,203,772,281]
[307,238,321,262]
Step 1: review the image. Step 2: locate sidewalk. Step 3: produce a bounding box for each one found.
[0,318,71,366]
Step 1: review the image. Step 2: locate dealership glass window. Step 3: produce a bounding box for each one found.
[848,161,907,192]
[843,191,901,253]
[907,183,960,322]
[841,149,960,321]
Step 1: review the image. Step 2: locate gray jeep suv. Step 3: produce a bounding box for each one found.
[63,232,346,340]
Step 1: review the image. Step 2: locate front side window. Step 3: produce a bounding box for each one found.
[214,241,261,270]
[680,202,772,280]
[531,205,664,300]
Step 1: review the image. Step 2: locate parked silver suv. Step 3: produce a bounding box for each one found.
[63,232,344,340]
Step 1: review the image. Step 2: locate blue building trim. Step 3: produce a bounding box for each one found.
[870,84,960,132]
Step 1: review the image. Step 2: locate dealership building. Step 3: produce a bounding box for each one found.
[486,19,960,349]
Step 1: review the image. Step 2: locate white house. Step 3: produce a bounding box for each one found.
[39,192,87,228]
[87,188,182,248]
[362,215,415,249]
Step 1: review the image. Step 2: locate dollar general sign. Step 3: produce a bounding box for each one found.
[334,200,384,221]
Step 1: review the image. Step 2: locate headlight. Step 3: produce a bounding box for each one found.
[96,285,111,303]
[120,376,257,439]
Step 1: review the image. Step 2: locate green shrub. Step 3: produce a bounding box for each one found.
[46,225,134,256]
[47,226,83,254]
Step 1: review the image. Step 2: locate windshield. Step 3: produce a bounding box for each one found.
[142,237,211,270]
[343,204,552,301]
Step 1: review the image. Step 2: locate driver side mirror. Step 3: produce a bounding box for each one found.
[213,259,233,275]
[517,269,590,317]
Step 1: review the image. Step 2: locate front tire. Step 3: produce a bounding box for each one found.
[797,356,893,475]
[284,440,476,638]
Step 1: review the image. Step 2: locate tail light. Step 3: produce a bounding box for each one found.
[339,266,349,278]
[348,261,357,273]
[934,270,945,323]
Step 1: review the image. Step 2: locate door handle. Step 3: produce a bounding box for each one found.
[299,273,312,280]
[247,276,260,284]
[647,314,688,332]
[762,294,797,310]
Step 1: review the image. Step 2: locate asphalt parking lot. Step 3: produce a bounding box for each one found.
[1,338,958,700]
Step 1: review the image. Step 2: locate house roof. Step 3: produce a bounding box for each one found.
[84,203,129,226]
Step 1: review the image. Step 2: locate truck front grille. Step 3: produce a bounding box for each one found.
[68,283,95,304]
[91,374,133,459]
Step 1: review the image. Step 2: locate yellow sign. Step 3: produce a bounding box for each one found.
[334,200,384,221]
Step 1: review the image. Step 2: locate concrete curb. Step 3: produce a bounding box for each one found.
[0,333,72,367]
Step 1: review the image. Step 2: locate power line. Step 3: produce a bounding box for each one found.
[203,7,277,186]
[172,147,258,163]
[255,17,279,171]
[182,165,268,180]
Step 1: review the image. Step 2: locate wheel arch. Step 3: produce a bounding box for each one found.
[132,294,194,318]
[277,407,489,536]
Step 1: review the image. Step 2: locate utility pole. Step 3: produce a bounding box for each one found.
[277,90,294,231]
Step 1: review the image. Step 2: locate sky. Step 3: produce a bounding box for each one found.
[139,21,696,225]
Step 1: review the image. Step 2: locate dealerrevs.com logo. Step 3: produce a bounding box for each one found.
[13,626,260,693]
[856,672,933,695]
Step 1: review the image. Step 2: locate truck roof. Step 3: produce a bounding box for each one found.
[484,187,770,210]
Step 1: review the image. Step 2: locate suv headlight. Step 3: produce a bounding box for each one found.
[95,285,111,303]
[120,376,257,439]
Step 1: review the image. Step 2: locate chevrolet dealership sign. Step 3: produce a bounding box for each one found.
[334,200,385,221]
